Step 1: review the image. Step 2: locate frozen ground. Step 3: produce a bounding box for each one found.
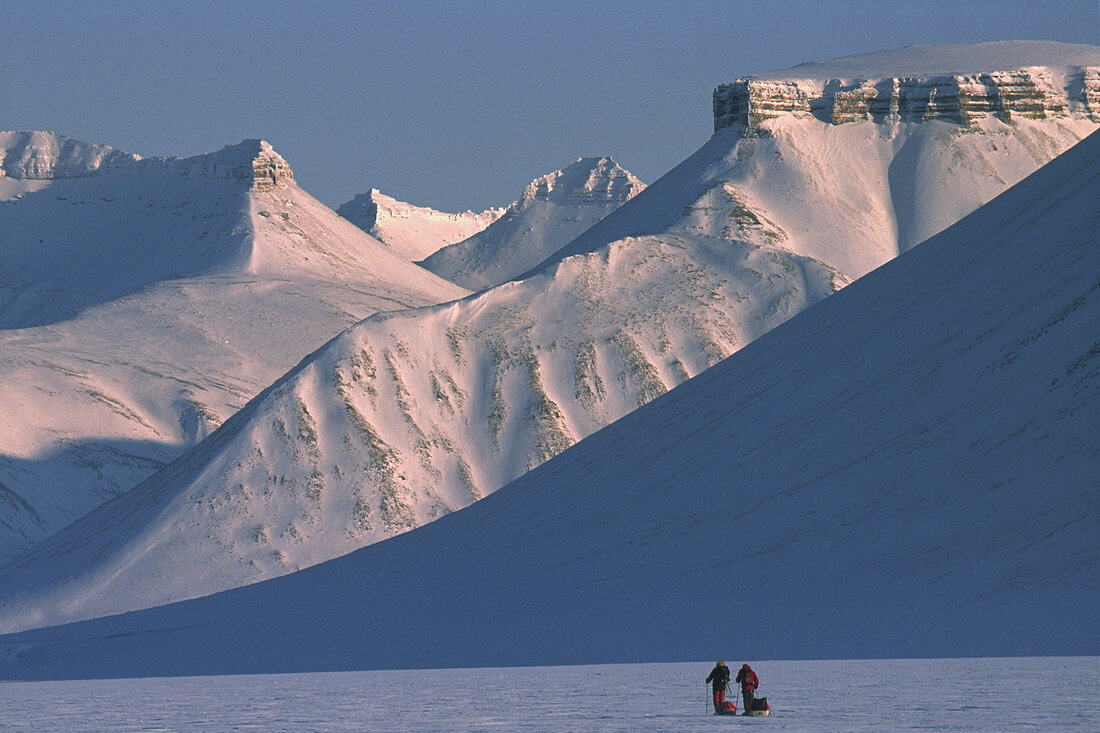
[0,657,1096,732]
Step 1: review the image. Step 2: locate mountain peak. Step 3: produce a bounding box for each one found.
[176,139,294,191]
[419,156,646,290]
[519,156,644,206]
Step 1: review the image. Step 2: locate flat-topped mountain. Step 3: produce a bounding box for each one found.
[543,43,1099,281]
[2,42,1096,636]
[714,41,1100,129]
[1,126,1094,681]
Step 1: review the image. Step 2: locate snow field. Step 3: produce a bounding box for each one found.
[0,229,843,630]
[0,658,1096,732]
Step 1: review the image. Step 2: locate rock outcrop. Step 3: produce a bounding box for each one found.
[179,139,294,191]
[146,139,294,191]
[714,66,1100,131]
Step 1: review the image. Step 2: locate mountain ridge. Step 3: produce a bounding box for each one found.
[3,43,1095,624]
[1,126,1094,681]
[2,42,1096,630]
[0,226,842,630]
[0,131,469,562]
[418,156,644,290]
[336,188,504,261]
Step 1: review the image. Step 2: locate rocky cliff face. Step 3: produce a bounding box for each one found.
[178,139,294,191]
[143,139,294,191]
[714,67,1100,131]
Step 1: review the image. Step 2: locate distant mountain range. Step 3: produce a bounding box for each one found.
[0,42,1096,647]
[1,106,1095,682]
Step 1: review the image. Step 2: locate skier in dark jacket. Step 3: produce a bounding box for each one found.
[735,663,759,714]
[705,660,732,712]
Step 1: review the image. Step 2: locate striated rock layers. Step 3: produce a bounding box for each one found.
[167,139,294,191]
[714,67,1100,131]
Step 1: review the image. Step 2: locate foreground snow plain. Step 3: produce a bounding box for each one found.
[1,658,1096,732]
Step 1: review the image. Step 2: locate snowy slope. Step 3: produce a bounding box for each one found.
[419,157,644,290]
[2,42,1094,625]
[0,228,842,630]
[0,127,1095,681]
[541,43,1099,281]
[0,132,468,561]
[336,188,503,261]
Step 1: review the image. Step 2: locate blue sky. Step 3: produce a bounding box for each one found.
[3,0,1097,211]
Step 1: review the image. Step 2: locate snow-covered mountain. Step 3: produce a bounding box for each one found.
[418,157,645,290]
[0,132,469,561]
[2,42,1096,628]
[1,125,1094,681]
[0,224,843,631]
[336,188,503,261]
[0,130,140,181]
[543,41,1099,280]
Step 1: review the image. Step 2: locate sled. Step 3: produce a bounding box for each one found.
[713,699,738,715]
[744,696,770,716]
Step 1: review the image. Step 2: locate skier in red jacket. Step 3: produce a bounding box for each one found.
[735,663,759,714]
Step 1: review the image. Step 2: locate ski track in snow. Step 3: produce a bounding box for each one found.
[0,658,1096,732]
